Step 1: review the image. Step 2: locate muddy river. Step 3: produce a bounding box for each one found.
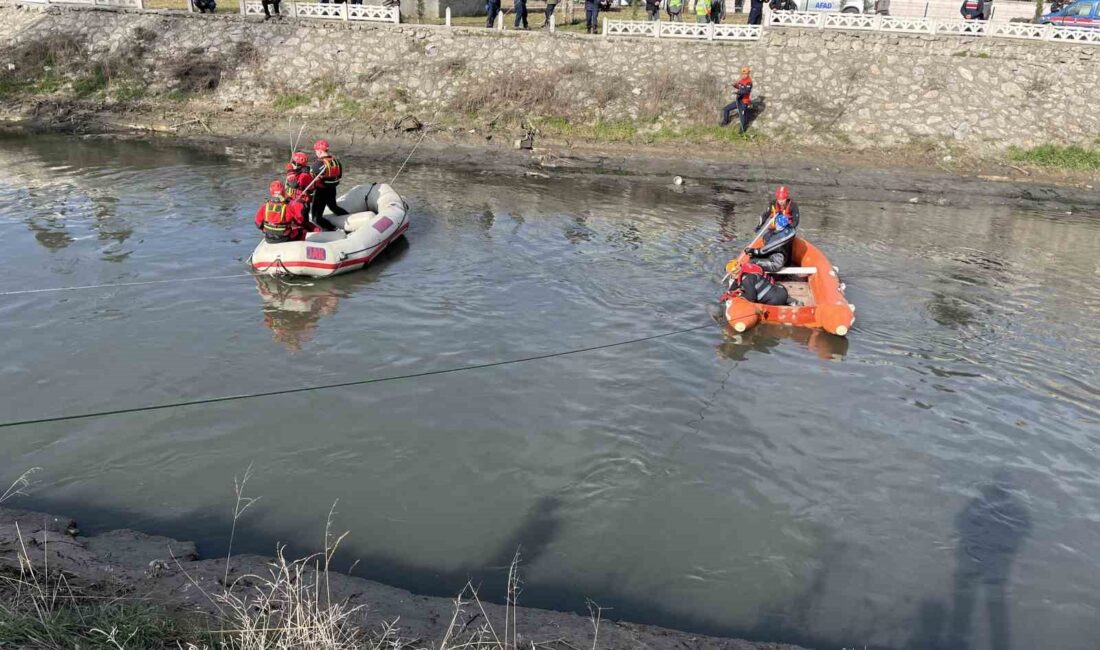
[0,132,1097,649]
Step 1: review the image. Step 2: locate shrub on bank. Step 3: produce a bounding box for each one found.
[1008,145,1100,171]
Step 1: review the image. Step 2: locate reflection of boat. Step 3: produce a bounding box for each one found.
[723,236,855,337]
[250,183,408,278]
[253,237,409,351]
[717,322,849,362]
[255,276,342,352]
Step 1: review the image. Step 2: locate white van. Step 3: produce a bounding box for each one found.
[770,0,869,13]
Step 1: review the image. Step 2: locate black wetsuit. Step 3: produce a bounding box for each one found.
[731,270,788,306]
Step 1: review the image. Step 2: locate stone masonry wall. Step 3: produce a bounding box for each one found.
[2,5,1097,151]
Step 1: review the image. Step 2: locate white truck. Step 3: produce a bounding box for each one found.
[769,0,871,13]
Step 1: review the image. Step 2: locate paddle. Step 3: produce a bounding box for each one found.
[723,210,779,283]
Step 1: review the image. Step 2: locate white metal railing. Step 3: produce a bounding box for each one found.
[240,1,398,22]
[604,13,1099,45]
[38,0,143,6]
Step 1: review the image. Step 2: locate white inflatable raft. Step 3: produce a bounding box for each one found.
[250,183,408,278]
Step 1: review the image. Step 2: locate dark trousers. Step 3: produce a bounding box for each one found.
[545,1,557,21]
[721,100,748,132]
[514,0,528,27]
[262,0,279,16]
[585,6,599,31]
[311,185,347,230]
[486,0,501,26]
[748,0,762,23]
[710,0,721,22]
[734,0,743,10]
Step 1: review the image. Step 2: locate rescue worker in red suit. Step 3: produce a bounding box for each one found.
[745,186,800,272]
[720,66,753,132]
[960,0,986,19]
[310,139,348,231]
[726,260,790,306]
[284,151,314,209]
[254,181,314,243]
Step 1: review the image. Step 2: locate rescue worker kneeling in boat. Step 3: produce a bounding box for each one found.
[746,185,799,272]
[726,260,790,306]
[255,181,316,243]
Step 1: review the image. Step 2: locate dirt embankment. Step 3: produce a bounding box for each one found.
[0,506,805,649]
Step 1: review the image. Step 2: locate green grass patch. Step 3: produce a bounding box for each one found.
[72,65,109,98]
[1008,144,1100,171]
[0,602,199,648]
[273,93,311,110]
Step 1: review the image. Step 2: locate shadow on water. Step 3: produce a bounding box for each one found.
[907,470,1032,650]
[716,323,850,362]
[17,487,841,649]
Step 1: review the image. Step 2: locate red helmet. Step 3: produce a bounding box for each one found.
[313,139,330,152]
[292,151,308,165]
[775,186,790,202]
[284,162,295,172]
[269,180,285,197]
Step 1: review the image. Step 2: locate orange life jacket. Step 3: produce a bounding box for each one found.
[320,156,342,186]
[262,201,290,235]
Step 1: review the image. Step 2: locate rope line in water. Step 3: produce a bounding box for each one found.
[0,274,254,297]
[0,322,712,429]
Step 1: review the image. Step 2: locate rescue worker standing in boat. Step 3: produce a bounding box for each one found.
[284,151,314,211]
[745,185,799,272]
[255,181,313,243]
[310,139,348,231]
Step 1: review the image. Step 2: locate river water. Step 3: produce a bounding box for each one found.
[0,132,1097,649]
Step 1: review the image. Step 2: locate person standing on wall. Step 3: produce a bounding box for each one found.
[514,0,530,28]
[720,66,753,133]
[310,140,347,231]
[667,0,684,20]
[695,0,711,22]
[709,0,723,23]
[646,0,660,20]
[733,0,743,13]
[748,0,763,24]
[543,0,558,27]
[487,0,502,27]
[585,0,600,33]
[261,0,280,19]
[960,0,987,19]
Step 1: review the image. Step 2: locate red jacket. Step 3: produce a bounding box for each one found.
[284,167,315,204]
[736,75,753,106]
[255,199,309,240]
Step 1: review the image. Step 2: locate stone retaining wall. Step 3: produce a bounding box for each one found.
[1,5,1096,151]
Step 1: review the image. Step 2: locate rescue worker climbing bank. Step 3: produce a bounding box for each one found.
[310,139,348,231]
[255,181,313,243]
[720,66,753,132]
[745,186,800,272]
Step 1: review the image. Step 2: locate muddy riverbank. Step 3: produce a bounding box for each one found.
[2,100,1098,209]
[0,505,804,649]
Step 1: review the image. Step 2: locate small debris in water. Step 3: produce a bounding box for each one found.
[909,197,919,203]
[673,176,684,185]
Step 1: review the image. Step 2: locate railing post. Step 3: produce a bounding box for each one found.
[186,0,192,12]
[707,21,714,39]
[550,12,555,31]
[1043,22,1054,40]
[342,1,349,20]
[289,1,296,17]
[602,15,608,36]
[496,10,503,30]
[239,0,245,15]
[654,20,660,37]
[445,5,450,25]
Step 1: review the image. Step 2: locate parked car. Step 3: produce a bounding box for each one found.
[1040,0,1100,26]
[769,0,868,13]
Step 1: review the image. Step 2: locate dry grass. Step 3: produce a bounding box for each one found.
[0,467,603,650]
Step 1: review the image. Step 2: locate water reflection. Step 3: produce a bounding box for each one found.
[255,276,343,353]
[717,323,849,361]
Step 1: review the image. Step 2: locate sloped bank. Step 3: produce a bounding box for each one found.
[0,5,1097,154]
[0,506,805,649]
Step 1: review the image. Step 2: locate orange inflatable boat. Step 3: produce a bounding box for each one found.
[722,236,855,337]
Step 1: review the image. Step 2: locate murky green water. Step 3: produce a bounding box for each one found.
[1,132,1097,649]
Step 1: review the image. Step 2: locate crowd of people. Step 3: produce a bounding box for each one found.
[254,139,348,243]
[486,0,767,31]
